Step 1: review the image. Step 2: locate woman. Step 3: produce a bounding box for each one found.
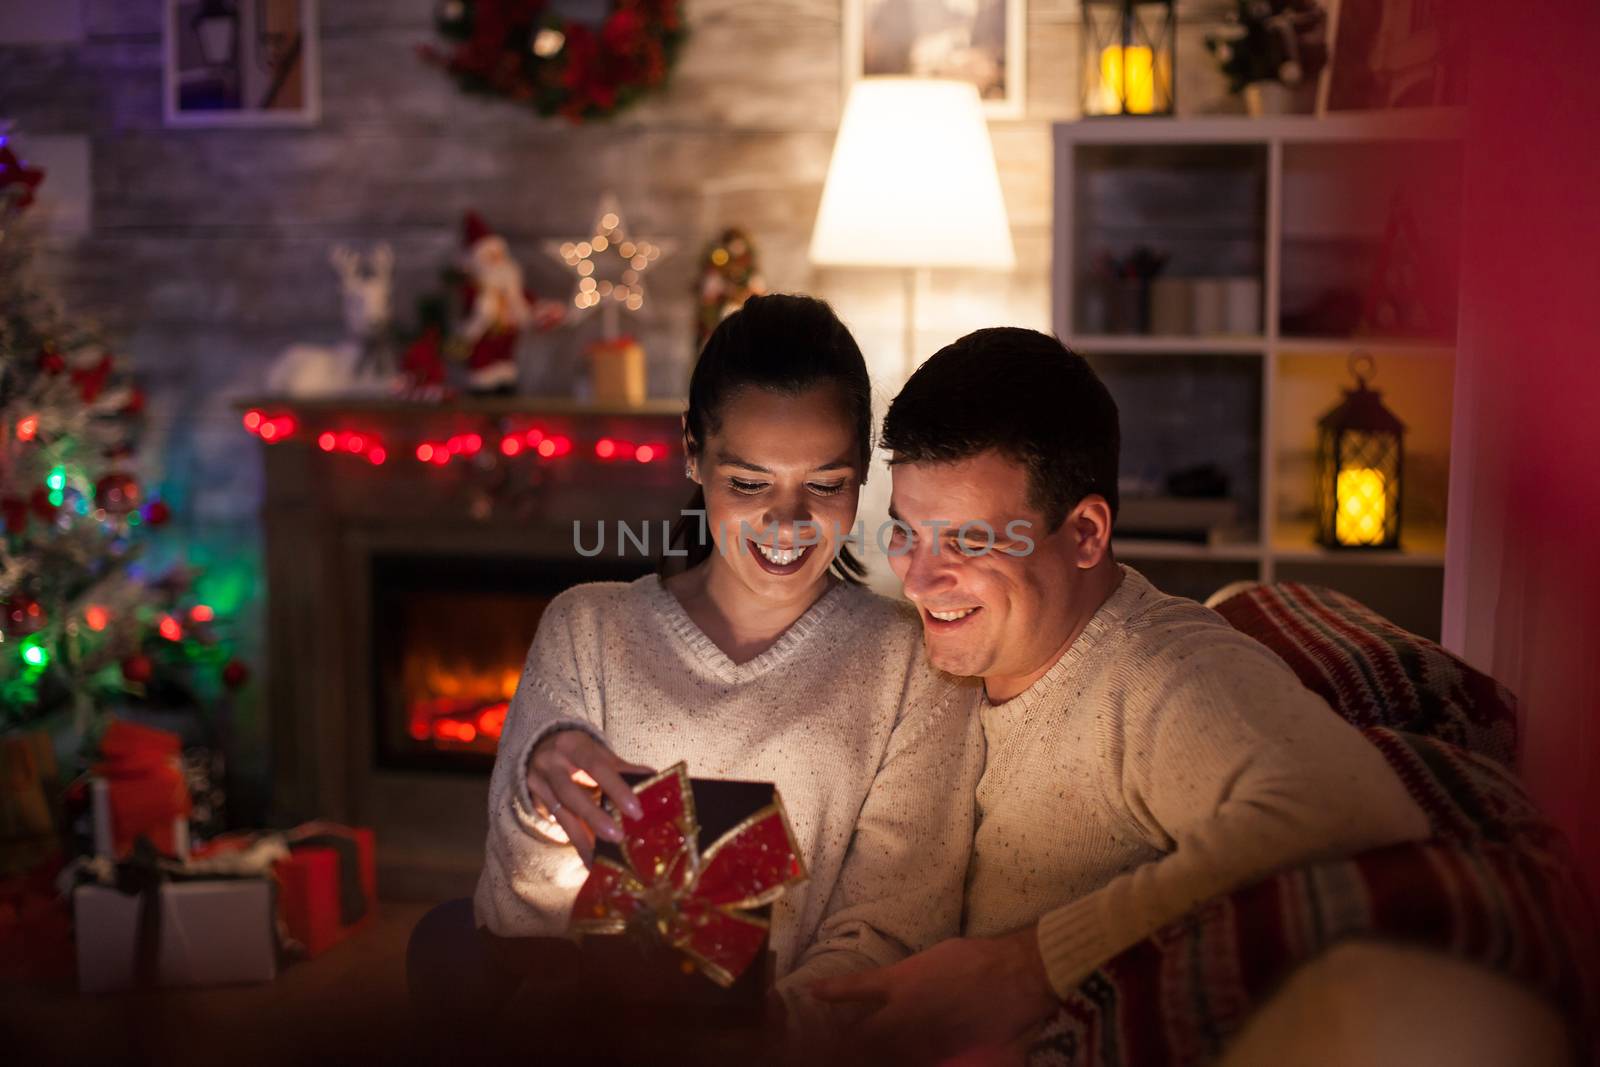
[474,294,982,1014]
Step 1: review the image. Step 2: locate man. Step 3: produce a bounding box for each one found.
[812,327,1430,1060]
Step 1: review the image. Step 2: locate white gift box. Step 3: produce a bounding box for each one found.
[74,879,277,993]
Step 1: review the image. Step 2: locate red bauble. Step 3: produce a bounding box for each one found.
[29,487,57,521]
[4,597,45,635]
[0,143,45,209]
[121,654,154,684]
[94,472,140,515]
[37,348,65,375]
[1,496,27,532]
[222,659,250,689]
[70,354,113,404]
[145,500,171,526]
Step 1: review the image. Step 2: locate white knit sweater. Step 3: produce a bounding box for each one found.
[963,566,1432,996]
[474,574,984,988]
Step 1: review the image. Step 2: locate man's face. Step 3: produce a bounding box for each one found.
[887,450,1094,699]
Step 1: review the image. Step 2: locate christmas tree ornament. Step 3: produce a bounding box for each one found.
[457,212,565,394]
[120,654,154,685]
[4,597,45,636]
[68,352,114,404]
[222,659,250,689]
[94,472,141,515]
[143,500,171,527]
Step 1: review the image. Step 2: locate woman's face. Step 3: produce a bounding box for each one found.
[693,384,863,601]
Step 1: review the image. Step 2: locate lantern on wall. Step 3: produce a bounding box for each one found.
[1081,0,1177,116]
[1316,354,1405,549]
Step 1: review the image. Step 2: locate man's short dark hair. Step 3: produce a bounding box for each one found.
[881,327,1119,530]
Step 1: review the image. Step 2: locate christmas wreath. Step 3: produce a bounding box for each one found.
[422,0,687,123]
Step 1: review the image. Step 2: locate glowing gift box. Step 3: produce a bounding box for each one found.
[569,764,805,1020]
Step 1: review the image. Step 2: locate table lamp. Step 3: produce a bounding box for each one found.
[809,78,1015,379]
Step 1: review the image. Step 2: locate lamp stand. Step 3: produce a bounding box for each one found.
[902,266,932,381]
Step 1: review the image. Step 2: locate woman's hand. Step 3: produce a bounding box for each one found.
[526,728,651,864]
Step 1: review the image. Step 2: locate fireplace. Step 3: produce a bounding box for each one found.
[250,397,687,897]
[371,553,649,772]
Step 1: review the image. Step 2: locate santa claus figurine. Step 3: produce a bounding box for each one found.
[456,211,563,393]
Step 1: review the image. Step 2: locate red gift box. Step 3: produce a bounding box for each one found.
[273,826,376,959]
[0,855,73,983]
[190,823,376,961]
[92,720,191,859]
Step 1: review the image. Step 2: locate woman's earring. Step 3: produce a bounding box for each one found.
[684,461,695,481]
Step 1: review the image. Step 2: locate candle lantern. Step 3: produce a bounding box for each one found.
[1081,0,1177,116]
[1316,354,1405,549]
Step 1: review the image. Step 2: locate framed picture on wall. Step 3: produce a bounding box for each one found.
[844,0,1027,119]
[164,0,320,126]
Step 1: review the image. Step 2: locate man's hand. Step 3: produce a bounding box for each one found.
[811,928,1058,1065]
[527,728,651,865]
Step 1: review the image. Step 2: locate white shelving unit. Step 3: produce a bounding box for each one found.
[1052,112,1463,633]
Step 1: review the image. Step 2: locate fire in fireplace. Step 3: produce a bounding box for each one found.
[371,553,651,772]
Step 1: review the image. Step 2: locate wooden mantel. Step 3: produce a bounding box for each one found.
[233,395,688,418]
[247,396,688,896]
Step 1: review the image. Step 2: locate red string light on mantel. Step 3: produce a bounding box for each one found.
[594,438,671,464]
[244,415,667,467]
[243,410,297,443]
[317,429,388,465]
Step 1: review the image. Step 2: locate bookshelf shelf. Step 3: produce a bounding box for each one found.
[1054,114,1462,638]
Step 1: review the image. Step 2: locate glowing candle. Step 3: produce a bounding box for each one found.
[1335,467,1387,546]
[1099,45,1158,114]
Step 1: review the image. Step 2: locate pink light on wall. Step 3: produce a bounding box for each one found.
[1445,0,1600,892]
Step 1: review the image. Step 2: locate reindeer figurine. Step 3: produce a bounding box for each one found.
[266,244,400,396]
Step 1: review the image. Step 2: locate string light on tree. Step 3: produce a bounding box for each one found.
[1,130,250,737]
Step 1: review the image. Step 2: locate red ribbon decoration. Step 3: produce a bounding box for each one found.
[569,763,806,987]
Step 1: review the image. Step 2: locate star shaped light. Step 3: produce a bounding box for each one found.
[545,194,674,336]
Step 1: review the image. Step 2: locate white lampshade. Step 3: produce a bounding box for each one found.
[810,78,1016,271]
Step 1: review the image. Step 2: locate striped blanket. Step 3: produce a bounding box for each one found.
[1028,584,1597,1066]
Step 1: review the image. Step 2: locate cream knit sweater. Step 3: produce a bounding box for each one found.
[474,574,984,988]
[963,566,1432,996]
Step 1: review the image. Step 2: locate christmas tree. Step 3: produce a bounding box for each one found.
[0,134,247,738]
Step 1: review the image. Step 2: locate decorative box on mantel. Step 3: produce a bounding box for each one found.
[238,396,687,897]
